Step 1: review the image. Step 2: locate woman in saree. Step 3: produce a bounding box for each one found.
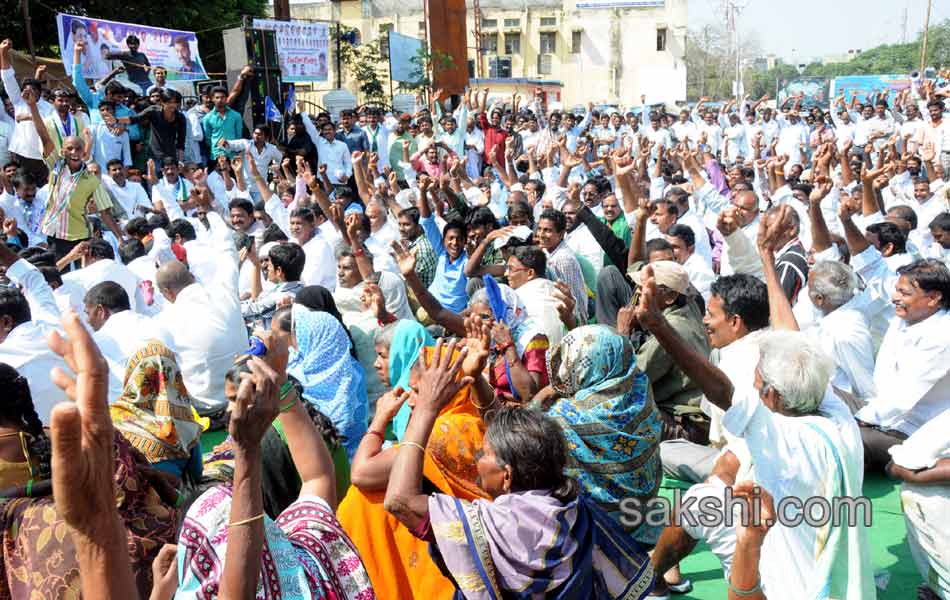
[384,340,656,599]
[533,325,663,546]
[0,364,180,599]
[286,307,367,459]
[166,332,375,600]
[109,340,203,481]
[337,319,488,600]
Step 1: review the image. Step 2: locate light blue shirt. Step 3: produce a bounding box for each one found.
[421,215,469,313]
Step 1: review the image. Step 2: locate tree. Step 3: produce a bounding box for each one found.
[0,0,267,74]
[332,25,387,104]
[685,23,762,101]
[397,46,454,99]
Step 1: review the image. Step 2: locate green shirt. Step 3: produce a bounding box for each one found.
[41,152,112,241]
[202,108,243,159]
[636,300,710,410]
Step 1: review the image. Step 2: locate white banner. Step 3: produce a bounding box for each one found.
[576,0,664,8]
[253,18,329,82]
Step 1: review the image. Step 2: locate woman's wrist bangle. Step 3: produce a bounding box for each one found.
[228,513,265,527]
[400,441,426,453]
[728,577,762,597]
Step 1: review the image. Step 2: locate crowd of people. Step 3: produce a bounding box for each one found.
[0,29,949,599]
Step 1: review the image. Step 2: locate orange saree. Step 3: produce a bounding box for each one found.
[337,349,487,600]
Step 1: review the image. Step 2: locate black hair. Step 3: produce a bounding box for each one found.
[84,281,130,313]
[88,239,115,260]
[11,171,37,191]
[646,238,674,257]
[866,221,907,254]
[20,248,56,267]
[124,216,152,238]
[119,239,147,265]
[261,223,289,243]
[98,100,117,114]
[897,259,950,309]
[666,224,696,248]
[484,407,579,503]
[161,90,182,104]
[253,123,271,137]
[664,187,690,207]
[886,205,918,230]
[38,266,62,288]
[507,200,533,227]
[161,156,178,168]
[268,243,306,282]
[710,274,770,332]
[512,245,546,277]
[210,85,228,97]
[167,219,197,242]
[398,206,420,224]
[538,208,567,233]
[526,178,546,198]
[931,212,950,232]
[467,207,498,230]
[290,207,316,224]
[106,158,124,170]
[0,364,51,480]
[0,288,31,327]
[442,219,468,240]
[147,212,170,232]
[228,198,254,217]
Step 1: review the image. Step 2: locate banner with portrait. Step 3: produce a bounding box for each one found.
[776,77,829,108]
[56,13,207,82]
[830,75,912,105]
[253,19,329,82]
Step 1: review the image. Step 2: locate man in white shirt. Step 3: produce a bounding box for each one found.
[155,209,248,416]
[647,301,872,599]
[151,158,194,216]
[0,40,55,180]
[803,261,876,400]
[1,171,46,247]
[562,199,604,277]
[315,121,353,186]
[855,259,950,471]
[61,238,146,314]
[666,224,714,301]
[83,280,175,404]
[671,109,698,147]
[103,159,151,221]
[220,125,282,194]
[537,208,588,323]
[0,246,72,422]
[666,187,713,266]
[365,200,399,250]
[775,110,809,168]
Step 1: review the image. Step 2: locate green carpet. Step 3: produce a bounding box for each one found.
[200,427,922,598]
[657,474,920,599]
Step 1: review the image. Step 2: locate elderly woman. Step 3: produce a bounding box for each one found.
[337,321,487,600]
[384,340,656,599]
[533,324,663,545]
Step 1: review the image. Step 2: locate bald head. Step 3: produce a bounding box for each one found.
[156,260,195,302]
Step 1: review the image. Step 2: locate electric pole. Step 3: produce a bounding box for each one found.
[723,0,747,98]
[473,0,483,78]
[920,0,933,73]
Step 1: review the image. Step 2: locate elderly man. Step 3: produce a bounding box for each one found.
[636,263,873,600]
[155,208,247,416]
[618,260,710,439]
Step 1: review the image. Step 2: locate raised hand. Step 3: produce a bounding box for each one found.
[461,314,491,378]
[360,281,389,321]
[632,264,664,332]
[391,240,416,277]
[756,204,792,256]
[2,217,17,238]
[46,311,115,539]
[414,339,472,415]
[616,303,638,336]
[716,208,740,237]
[229,357,281,450]
[732,481,777,546]
[552,281,576,325]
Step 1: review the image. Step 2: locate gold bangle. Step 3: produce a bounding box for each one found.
[228,513,265,527]
[400,441,426,453]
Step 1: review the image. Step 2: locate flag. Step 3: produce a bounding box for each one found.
[284,85,296,113]
[264,96,282,122]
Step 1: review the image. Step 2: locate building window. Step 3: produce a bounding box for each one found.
[537,53,552,75]
[504,18,521,28]
[481,18,498,29]
[482,33,498,54]
[539,31,557,54]
[571,30,582,54]
[489,56,512,78]
[504,33,521,55]
[656,27,667,52]
[540,16,557,27]
[378,23,393,55]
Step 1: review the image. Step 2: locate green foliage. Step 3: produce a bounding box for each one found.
[0,0,268,74]
[398,46,453,96]
[332,25,387,103]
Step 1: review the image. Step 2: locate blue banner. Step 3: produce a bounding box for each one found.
[830,75,912,105]
[389,31,424,83]
[777,77,829,108]
[56,13,207,82]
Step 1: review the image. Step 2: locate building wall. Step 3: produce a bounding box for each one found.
[270,0,687,106]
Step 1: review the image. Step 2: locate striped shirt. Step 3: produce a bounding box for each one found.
[41,152,112,241]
